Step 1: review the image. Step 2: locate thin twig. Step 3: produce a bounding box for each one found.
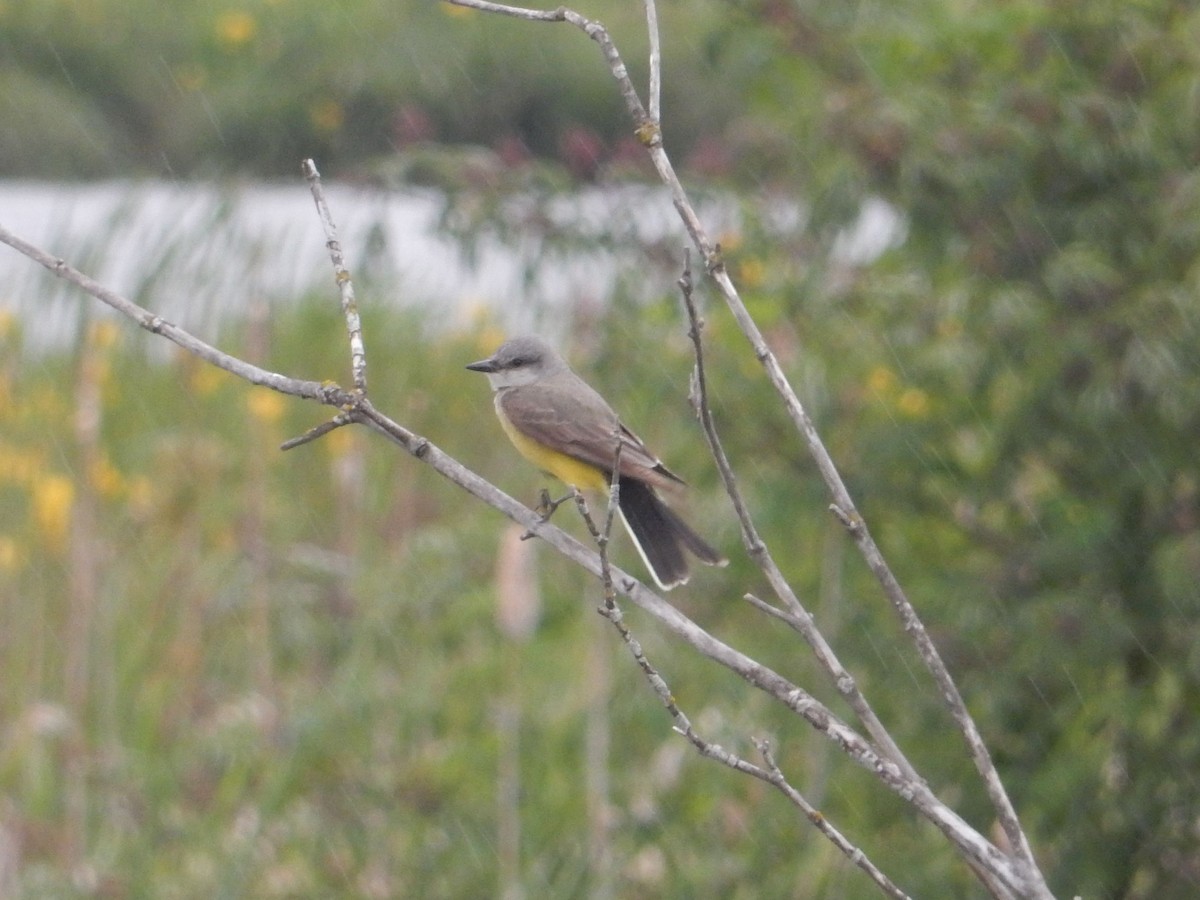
[0,225,352,409]
[677,255,920,784]
[280,413,355,451]
[753,739,912,900]
[573,488,610,591]
[303,159,367,394]
[446,0,656,141]
[642,0,662,124]
[577,475,906,898]
[575,480,772,779]
[0,180,1028,900]
[604,599,768,781]
[600,437,623,607]
[440,3,1046,893]
[743,592,811,632]
[445,0,562,21]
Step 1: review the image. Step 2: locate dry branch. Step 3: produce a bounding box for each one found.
[2,5,1055,888]
[677,253,919,784]
[439,1,1051,897]
[441,1,1051,897]
[0,159,1024,895]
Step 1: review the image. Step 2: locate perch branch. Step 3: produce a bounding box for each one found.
[642,0,662,123]
[677,253,920,784]
[754,739,912,900]
[280,412,355,451]
[440,2,1046,894]
[0,225,352,409]
[575,487,907,900]
[0,171,1027,898]
[303,158,367,394]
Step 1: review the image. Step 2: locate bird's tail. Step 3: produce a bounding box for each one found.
[617,477,726,590]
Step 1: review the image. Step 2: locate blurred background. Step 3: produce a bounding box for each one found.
[1,0,1199,897]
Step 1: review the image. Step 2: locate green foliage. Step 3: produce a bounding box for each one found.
[729,0,1200,895]
[0,0,760,179]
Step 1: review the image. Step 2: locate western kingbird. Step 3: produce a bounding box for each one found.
[467,335,726,590]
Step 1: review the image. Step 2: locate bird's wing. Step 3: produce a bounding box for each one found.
[499,380,685,490]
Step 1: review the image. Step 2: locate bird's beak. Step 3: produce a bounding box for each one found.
[466,355,498,374]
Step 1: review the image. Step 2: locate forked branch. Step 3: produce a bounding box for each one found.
[442,0,1048,896]
[0,157,1025,896]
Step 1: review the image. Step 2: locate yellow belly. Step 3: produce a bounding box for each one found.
[496,409,609,492]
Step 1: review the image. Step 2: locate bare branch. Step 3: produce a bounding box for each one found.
[303,159,367,394]
[621,625,915,900]
[576,483,910,899]
[600,435,624,609]
[336,402,1024,892]
[677,256,920,784]
[444,0,563,21]
[440,3,1047,893]
[445,1,657,142]
[280,413,355,452]
[0,159,1035,896]
[673,125,1041,900]
[754,739,913,900]
[597,583,771,782]
[642,0,662,123]
[0,224,351,408]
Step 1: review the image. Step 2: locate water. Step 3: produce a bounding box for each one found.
[0,179,589,348]
[0,179,899,349]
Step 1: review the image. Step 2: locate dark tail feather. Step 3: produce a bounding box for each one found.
[617,477,726,590]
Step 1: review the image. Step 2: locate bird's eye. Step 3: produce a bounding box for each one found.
[510,356,527,367]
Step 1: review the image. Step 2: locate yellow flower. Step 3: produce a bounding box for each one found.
[0,535,21,573]
[866,365,896,395]
[736,257,766,290]
[189,363,228,397]
[309,99,344,134]
[246,389,286,425]
[32,474,74,550]
[126,476,155,519]
[88,319,122,350]
[216,11,257,48]
[324,424,358,459]
[89,455,125,499]
[897,387,930,418]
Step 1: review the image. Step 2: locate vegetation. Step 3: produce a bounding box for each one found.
[1,0,1198,897]
[0,0,750,180]
[729,1,1200,894]
[0,300,936,898]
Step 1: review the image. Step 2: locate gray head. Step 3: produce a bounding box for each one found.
[466,335,570,389]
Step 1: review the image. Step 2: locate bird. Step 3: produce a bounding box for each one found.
[467,335,726,590]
